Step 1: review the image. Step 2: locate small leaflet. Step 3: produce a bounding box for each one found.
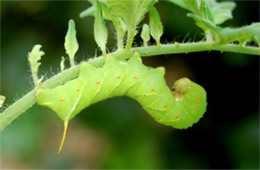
[28,44,45,86]
[141,24,150,47]
[149,7,163,46]
[65,19,79,66]
[60,56,65,72]
[94,1,108,56]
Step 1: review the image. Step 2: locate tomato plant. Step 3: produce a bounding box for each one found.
[0,0,259,169]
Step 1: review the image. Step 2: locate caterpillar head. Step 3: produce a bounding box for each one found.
[170,77,207,129]
[172,77,191,101]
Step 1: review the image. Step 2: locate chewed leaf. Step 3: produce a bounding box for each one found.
[0,95,5,108]
[65,19,79,66]
[28,44,45,86]
[94,1,108,55]
[149,6,163,46]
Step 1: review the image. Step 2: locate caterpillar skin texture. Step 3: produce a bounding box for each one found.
[36,54,207,129]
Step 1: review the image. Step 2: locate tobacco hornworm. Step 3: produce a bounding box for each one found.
[36,53,207,152]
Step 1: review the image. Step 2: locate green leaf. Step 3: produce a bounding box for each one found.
[105,0,157,49]
[149,6,163,46]
[105,0,157,28]
[182,0,202,15]
[188,13,260,46]
[65,19,79,66]
[169,0,235,42]
[141,24,150,47]
[169,0,236,25]
[205,0,236,25]
[80,0,157,49]
[187,13,221,32]
[201,0,214,23]
[28,44,45,86]
[94,1,108,55]
[79,1,126,49]
[168,0,204,18]
[100,2,127,49]
[0,95,5,108]
[220,23,260,46]
[253,33,260,46]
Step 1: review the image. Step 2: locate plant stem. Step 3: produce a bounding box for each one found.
[134,42,260,56]
[117,32,124,50]
[0,90,36,132]
[125,28,135,50]
[0,42,259,132]
[214,44,260,55]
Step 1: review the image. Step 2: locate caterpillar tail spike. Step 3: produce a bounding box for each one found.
[57,121,69,154]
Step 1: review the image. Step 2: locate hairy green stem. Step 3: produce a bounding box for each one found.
[117,33,124,50]
[0,90,36,132]
[214,44,260,55]
[0,42,259,132]
[134,42,260,56]
[125,28,136,50]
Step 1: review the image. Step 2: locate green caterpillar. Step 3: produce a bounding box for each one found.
[36,53,207,153]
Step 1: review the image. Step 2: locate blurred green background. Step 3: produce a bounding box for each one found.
[0,0,259,169]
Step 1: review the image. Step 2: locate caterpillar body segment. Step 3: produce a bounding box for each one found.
[95,56,129,100]
[37,54,206,129]
[36,78,85,122]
